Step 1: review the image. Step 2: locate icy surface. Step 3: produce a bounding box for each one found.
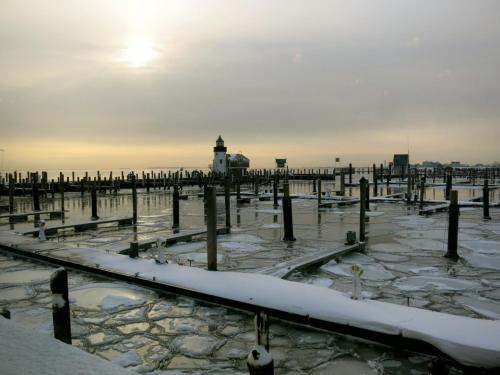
[0,316,135,375]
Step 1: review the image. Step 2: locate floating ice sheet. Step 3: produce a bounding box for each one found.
[393,276,481,291]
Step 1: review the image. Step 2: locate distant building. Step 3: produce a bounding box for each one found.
[393,154,409,176]
[212,136,250,175]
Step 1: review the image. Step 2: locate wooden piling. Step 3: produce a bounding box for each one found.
[445,173,452,201]
[8,174,14,214]
[282,182,295,241]
[207,186,217,271]
[340,171,345,196]
[247,312,274,375]
[32,183,40,211]
[317,178,322,206]
[91,184,99,220]
[59,172,65,215]
[419,178,425,213]
[273,179,278,208]
[132,175,138,224]
[359,177,367,242]
[348,163,353,185]
[444,191,459,260]
[483,180,491,220]
[173,184,180,233]
[50,268,72,344]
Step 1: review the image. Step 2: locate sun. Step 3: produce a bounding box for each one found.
[122,38,158,68]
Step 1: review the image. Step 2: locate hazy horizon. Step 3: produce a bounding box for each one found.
[1,1,500,170]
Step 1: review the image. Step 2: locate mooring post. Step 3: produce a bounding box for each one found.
[359,177,367,242]
[173,184,180,233]
[8,174,14,215]
[132,175,138,224]
[207,186,217,271]
[372,164,378,197]
[445,172,452,200]
[32,182,40,211]
[50,268,72,344]
[236,179,241,200]
[406,166,411,204]
[444,190,459,260]
[247,312,273,375]
[38,220,47,241]
[419,178,425,213]
[340,171,345,196]
[273,178,278,208]
[129,241,139,258]
[351,264,364,300]
[348,163,353,185]
[317,178,322,207]
[59,172,65,215]
[282,181,296,241]
[224,177,231,230]
[90,183,98,220]
[80,178,85,197]
[483,179,491,220]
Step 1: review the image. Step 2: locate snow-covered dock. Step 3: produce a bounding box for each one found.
[257,243,360,278]
[1,234,500,369]
[0,316,134,375]
[103,227,230,255]
[20,217,134,237]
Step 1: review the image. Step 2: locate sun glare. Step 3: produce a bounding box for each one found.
[122,38,158,68]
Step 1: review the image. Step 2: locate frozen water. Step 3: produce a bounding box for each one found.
[220,242,265,252]
[321,260,395,281]
[170,335,226,357]
[0,285,34,301]
[310,278,334,288]
[0,269,53,285]
[111,350,142,367]
[455,295,500,319]
[70,283,151,311]
[393,276,481,291]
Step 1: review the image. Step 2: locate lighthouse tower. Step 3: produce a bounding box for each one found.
[213,135,227,174]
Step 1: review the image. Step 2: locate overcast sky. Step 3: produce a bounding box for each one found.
[1,0,499,170]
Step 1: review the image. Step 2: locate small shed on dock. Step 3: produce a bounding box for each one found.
[393,154,409,176]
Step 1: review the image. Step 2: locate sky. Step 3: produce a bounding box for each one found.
[1,0,500,170]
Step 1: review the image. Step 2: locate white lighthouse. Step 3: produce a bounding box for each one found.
[213,135,227,174]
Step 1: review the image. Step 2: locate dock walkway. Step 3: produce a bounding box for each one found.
[257,243,360,279]
[0,210,64,221]
[20,217,133,237]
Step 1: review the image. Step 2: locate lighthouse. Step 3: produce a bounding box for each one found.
[213,135,227,174]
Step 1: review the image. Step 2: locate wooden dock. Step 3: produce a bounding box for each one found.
[257,243,360,279]
[419,200,500,215]
[20,217,133,237]
[103,227,231,255]
[0,210,65,221]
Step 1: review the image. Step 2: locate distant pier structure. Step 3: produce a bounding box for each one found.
[212,136,250,176]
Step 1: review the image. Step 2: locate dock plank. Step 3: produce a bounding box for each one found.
[257,243,360,279]
[20,217,133,237]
